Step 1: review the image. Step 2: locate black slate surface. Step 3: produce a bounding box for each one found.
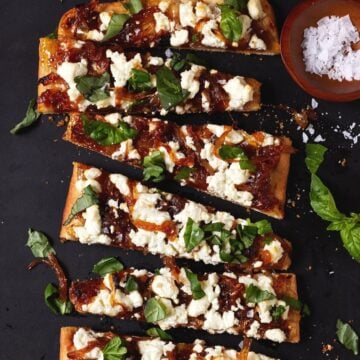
[0,1,360,359]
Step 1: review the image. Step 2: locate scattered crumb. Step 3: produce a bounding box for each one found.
[311,98,319,109]
[314,134,326,142]
[56,119,65,127]
[322,344,334,354]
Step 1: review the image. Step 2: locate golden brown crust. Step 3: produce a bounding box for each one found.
[59,327,77,360]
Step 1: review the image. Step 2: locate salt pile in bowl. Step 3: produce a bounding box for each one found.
[302,15,360,81]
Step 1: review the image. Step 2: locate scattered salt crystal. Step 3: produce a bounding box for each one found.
[311,98,318,109]
[165,48,173,58]
[302,15,360,81]
[307,124,315,135]
[314,135,326,142]
[302,132,309,143]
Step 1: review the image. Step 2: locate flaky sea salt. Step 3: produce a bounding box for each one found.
[302,15,360,81]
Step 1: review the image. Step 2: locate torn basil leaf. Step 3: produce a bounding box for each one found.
[146,327,173,341]
[92,257,124,276]
[271,305,286,321]
[282,296,310,317]
[63,185,98,225]
[224,0,247,11]
[174,167,195,180]
[220,5,243,42]
[125,275,138,292]
[336,319,359,355]
[103,14,130,41]
[10,98,40,134]
[44,283,73,315]
[144,298,168,322]
[26,229,56,258]
[305,143,328,174]
[219,145,256,171]
[128,69,153,92]
[156,66,189,110]
[170,52,206,72]
[254,219,273,235]
[143,151,166,182]
[102,336,128,360]
[185,269,206,300]
[184,218,205,251]
[245,284,275,303]
[75,72,110,102]
[82,114,138,146]
[124,0,143,14]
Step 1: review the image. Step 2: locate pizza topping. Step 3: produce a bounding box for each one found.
[10,98,40,134]
[69,267,298,342]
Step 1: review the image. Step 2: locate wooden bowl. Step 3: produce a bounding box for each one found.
[280,0,360,102]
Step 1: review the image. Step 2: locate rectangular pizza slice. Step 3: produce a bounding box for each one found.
[57,0,280,55]
[61,162,292,270]
[63,116,293,219]
[60,326,277,360]
[69,266,300,343]
[37,38,261,114]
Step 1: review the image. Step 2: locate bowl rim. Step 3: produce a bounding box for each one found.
[280,0,360,102]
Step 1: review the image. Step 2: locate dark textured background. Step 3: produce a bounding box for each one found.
[0,0,359,359]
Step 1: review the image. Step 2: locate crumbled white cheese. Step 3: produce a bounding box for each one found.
[159,141,185,173]
[179,2,196,28]
[158,0,170,12]
[264,328,286,343]
[246,320,260,338]
[104,113,121,126]
[247,0,265,20]
[174,201,212,224]
[200,142,228,171]
[180,65,203,99]
[109,174,130,196]
[138,339,175,360]
[128,290,143,308]
[264,240,284,263]
[201,92,211,112]
[225,130,244,144]
[257,299,277,323]
[203,310,238,334]
[249,34,267,50]
[112,139,140,160]
[170,29,189,46]
[223,77,254,110]
[239,15,252,38]
[151,274,179,301]
[82,289,122,316]
[158,300,188,329]
[73,328,100,350]
[201,20,226,48]
[76,167,102,193]
[207,124,225,137]
[195,2,212,20]
[185,135,197,151]
[154,12,172,33]
[106,50,142,87]
[148,56,164,66]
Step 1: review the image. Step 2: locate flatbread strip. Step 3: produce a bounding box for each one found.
[61,162,292,271]
[57,0,280,55]
[60,327,277,360]
[69,266,300,343]
[37,38,261,115]
[63,115,292,219]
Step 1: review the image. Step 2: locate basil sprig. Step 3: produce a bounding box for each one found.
[245,284,275,303]
[174,167,195,181]
[305,144,360,262]
[219,145,256,171]
[92,257,124,276]
[102,336,128,360]
[82,114,138,146]
[185,269,206,300]
[103,14,130,41]
[143,151,166,182]
[336,319,359,355]
[146,327,173,340]
[220,5,243,42]
[124,0,143,14]
[271,305,286,321]
[128,69,153,92]
[75,72,110,102]
[63,185,98,225]
[44,283,73,315]
[156,66,189,110]
[26,229,56,258]
[125,275,138,292]
[10,98,40,134]
[144,298,168,322]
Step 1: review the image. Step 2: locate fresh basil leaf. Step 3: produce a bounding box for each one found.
[237,224,257,248]
[144,298,168,322]
[282,296,310,317]
[310,174,345,222]
[302,303,311,317]
[184,218,205,251]
[254,219,273,235]
[143,151,166,182]
[146,327,173,340]
[63,185,98,225]
[156,66,189,110]
[174,167,195,180]
[245,284,275,303]
[125,275,138,292]
[102,336,128,360]
[75,72,110,101]
[191,33,200,43]
[271,305,286,321]
[203,222,225,233]
[340,222,360,263]
[185,269,206,300]
[92,257,124,276]
[170,53,206,72]
[219,145,256,171]
[336,319,359,355]
[10,98,40,134]
[224,0,247,11]
[220,5,243,42]
[44,283,73,315]
[124,0,143,14]
[128,69,153,92]
[305,143,327,174]
[47,28,58,39]
[82,114,138,146]
[103,14,130,41]
[26,229,55,258]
